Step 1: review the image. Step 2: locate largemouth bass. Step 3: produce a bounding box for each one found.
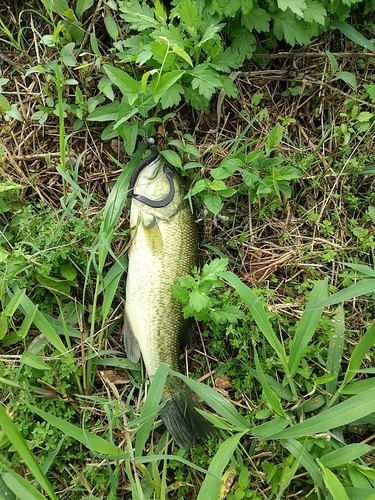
[124,139,214,449]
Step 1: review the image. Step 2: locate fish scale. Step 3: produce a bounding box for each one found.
[124,150,214,448]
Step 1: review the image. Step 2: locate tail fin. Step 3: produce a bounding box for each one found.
[160,388,215,449]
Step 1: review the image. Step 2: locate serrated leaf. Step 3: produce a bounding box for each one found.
[171,284,190,303]
[363,83,375,103]
[190,64,222,100]
[278,0,306,17]
[335,71,357,90]
[356,111,373,122]
[189,290,210,312]
[204,193,222,214]
[272,10,310,46]
[211,48,240,72]
[119,2,158,31]
[160,83,184,109]
[202,258,229,279]
[176,0,201,36]
[303,0,326,25]
[241,6,271,33]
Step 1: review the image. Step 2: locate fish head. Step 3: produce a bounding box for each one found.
[132,156,185,219]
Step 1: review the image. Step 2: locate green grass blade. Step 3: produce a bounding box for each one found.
[288,279,327,378]
[196,432,246,500]
[170,369,249,429]
[245,364,292,400]
[320,443,373,469]
[269,387,375,439]
[282,439,323,487]
[330,21,375,51]
[100,256,128,323]
[346,463,372,488]
[254,347,285,417]
[0,406,57,500]
[308,279,375,310]
[337,320,375,395]
[2,469,49,500]
[28,405,124,457]
[11,285,67,353]
[251,416,289,437]
[135,362,169,456]
[319,462,351,500]
[326,306,345,400]
[340,379,375,395]
[220,271,288,370]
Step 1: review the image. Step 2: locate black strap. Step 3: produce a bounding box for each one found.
[129,139,175,208]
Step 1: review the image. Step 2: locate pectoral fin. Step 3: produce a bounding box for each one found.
[123,311,140,363]
[142,215,163,257]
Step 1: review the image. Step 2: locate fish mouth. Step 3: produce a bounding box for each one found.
[133,165,175,208]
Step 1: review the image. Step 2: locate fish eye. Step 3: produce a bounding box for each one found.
[164,165,173,175]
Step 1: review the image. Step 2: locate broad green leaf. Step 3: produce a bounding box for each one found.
[160,83,184,108]
[335,71,357,90]
[330,21,375,51]
[189,179,208,196]
[320,443,373,469]
[103,65,141,106]
[196,432,246,500]
[204,194,222,214]
[278,0,306,17]
[87,102,120,122]
[76,0,94,19]
[28,405,123,457]
[209,179,227,191]
[266,123,283,153]
[309,279,375,309]
[160,150,182,169]
[104,14,118,41]
[288,279,327,378]
[153,70,185,103]
[269,387,375,439]
[221,271,288,370]
[319,462,350,500]
[0,406,57,499]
